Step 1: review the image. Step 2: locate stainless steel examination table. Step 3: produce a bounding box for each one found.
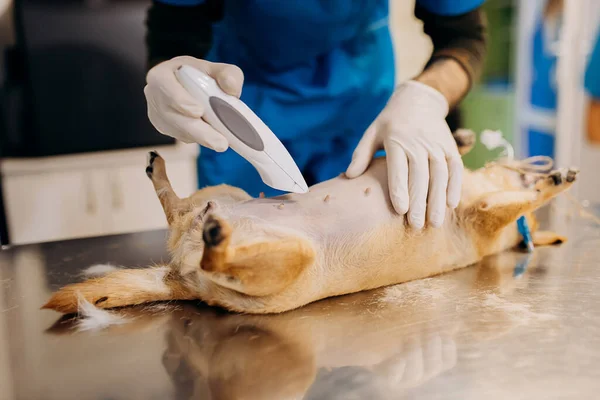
[1,213,599,400]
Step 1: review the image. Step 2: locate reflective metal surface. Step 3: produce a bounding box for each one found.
[1,216,600,400]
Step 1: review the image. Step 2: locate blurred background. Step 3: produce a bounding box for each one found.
[0,0,598,246]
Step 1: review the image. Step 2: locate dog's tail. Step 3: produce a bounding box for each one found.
[42,266,193,314]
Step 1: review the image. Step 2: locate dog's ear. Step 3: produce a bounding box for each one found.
[532,231,567,246]
[200,214,315,297]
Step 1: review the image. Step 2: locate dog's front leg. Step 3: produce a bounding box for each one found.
[146,151,187,225]
[466,168,578,237]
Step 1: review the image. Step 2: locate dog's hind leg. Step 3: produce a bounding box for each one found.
[200,214,316,297]
[467,168,579,236]
[146,151,186,225]
[453,129,476,156]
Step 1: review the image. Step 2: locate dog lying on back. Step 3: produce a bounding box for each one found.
[43,130,577,315]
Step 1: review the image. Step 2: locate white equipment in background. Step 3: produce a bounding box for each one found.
[514,0,600,205]
[554,0,597,201]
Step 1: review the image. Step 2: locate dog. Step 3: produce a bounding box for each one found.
[42,130,577,315]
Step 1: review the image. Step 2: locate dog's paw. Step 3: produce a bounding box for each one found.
[566,167,579,183]
[535,168,579,194]
[146,151,168,180]
[146,151,159,178]
[547,168,579,186]
[453,129,476,148]
[453,129,476,155]
[549,170,563,186]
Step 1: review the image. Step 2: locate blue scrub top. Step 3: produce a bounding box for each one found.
[158,1,485,144]
[585,32,600,99]
[157,0,485,194]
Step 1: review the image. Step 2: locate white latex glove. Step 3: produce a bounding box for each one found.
[346,80,463,229]
[144,56,244,151]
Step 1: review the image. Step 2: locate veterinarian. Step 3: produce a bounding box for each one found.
[144,0,488,229]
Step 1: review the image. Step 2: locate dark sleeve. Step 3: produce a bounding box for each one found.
[145,0,224,71]
[414,4,488,89]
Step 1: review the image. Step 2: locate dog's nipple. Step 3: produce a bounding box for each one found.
[323,195,331,203]
[364,187,371,196]
[277,203,285,210]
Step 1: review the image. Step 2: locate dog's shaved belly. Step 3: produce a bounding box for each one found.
[221,158,476,305]
[229,158,400,239]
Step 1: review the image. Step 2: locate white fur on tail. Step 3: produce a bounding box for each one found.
[80,263,122,278]
[75,295,128,332]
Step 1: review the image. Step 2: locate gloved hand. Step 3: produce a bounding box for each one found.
[346,80,463,229]
[144,56,245,151]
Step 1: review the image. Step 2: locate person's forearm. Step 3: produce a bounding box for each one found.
[415,59,470,109]
[414,4,488,107]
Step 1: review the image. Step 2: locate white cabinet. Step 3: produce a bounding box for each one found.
[3,169,108,244]
[1,143,198,245]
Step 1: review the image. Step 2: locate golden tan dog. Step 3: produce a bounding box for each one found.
[43,131,577,315]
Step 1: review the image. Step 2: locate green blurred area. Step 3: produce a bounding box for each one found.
[461,0,518,170]
[462,87,516,169]
[479,0,516,82]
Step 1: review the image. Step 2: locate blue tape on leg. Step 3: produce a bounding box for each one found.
[517,216,534,253]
